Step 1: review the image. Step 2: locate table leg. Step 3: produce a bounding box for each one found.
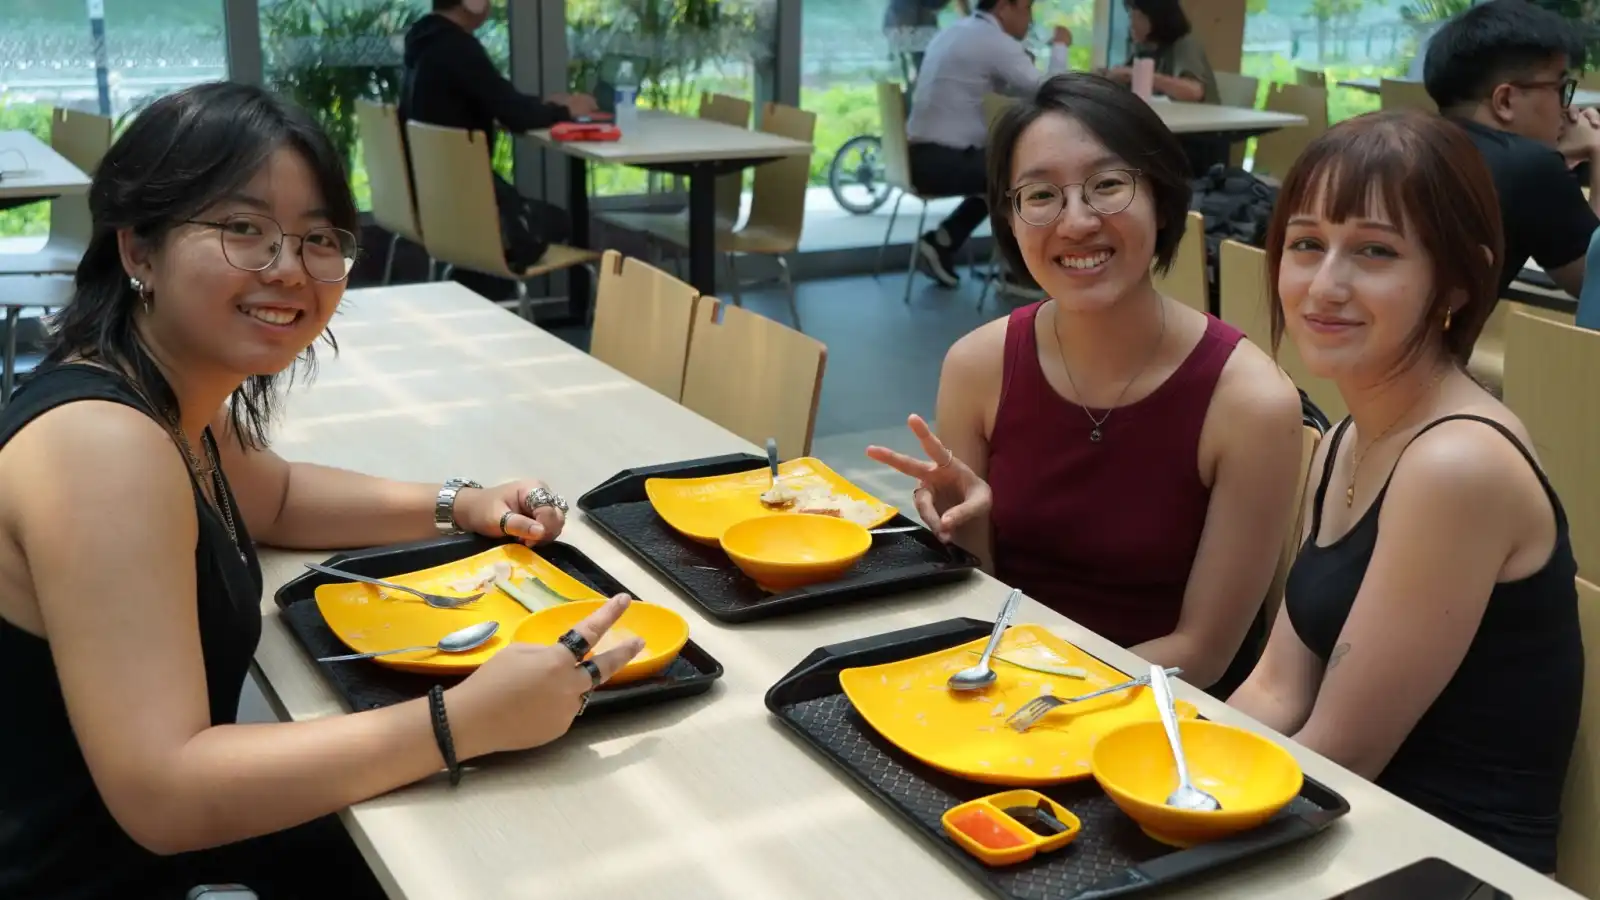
[686,163,718,297]
[3,307,19,406]
[567,155,592,322]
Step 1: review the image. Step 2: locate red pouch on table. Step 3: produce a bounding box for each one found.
[550,121,621,142]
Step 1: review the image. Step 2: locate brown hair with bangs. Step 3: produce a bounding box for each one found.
[1264,109,1504,370]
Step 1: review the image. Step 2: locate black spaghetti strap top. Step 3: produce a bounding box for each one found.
[0,364,264,899]
[1286,414,1583,873]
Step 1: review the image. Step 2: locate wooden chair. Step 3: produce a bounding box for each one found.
[589,249,700,401]
[605,92,751,246]
[1558,577,1600,896]
[0,108,112,276]
[1263,423,1323,632]
[404,121,599,320]
[1472,300,1578,395]
[680,296,827,459]
[1252,84,1329,184]
[1380,78,1436,114]
[1579,71,1600,93]
[875,82,977,304]
[1503,310,1600,577]
[355,99,428,285]
[1153,211,1209,314]
[1212,72,1260,168]
[1296,68,1327,88]
[1218,239,1347,424]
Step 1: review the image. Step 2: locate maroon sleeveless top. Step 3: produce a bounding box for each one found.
[987,301,1244,647]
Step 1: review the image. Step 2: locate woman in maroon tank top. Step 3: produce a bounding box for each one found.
[870,73,1305,691]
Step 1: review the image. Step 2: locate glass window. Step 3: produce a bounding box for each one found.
[0,0,227,241]
[565,0,780,195]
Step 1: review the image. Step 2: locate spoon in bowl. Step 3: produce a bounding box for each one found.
[316,620,501,663]
[1150,663,1221,811]
[948,589,1022,691]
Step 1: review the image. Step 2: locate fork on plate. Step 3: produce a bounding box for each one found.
[303,562,484,610]
[1005,667,1182,733]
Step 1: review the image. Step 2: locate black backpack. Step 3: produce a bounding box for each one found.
[1188,164,1279,308]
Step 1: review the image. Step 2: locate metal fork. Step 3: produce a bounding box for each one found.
[1006,667,1183,733]
[303,562,484,610]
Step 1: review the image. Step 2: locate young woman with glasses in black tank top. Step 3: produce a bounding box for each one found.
[0,84,645,899]
[1227,109,1583,875]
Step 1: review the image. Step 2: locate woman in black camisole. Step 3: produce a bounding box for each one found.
[0,84,646,899]
[1227,109,1584,874]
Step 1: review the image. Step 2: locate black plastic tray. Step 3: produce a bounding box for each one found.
[763,617,1351,900]
[577,453,981,623]
[272,534,724,716]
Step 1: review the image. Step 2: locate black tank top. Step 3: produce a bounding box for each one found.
[1286,414,1583,874]
[0,364,263,899]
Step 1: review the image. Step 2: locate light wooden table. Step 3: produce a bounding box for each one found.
[523,110,812,307]
[1149,100,1307,137]
[0,130,90,201]
[250,281,1578,900]
[1338,76,1600,109]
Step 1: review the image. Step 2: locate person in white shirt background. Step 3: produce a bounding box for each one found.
[904,0,1070,293]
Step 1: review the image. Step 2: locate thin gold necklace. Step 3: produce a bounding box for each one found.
[1050,298,1167,443]
[1345,366,1449,507]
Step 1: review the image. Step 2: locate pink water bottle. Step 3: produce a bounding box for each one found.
[1131,58,1155,100]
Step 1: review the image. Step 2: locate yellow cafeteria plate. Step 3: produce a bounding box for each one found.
[644,456,898,545]
[314,544,607,674]
[839,625,1199,785]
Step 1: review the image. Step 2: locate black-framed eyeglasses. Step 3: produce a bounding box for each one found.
[1510,76,1578,108]
[1005,168,1141,227]
[187,213,359,284]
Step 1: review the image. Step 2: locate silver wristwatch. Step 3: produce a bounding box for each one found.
[434,478,482,535]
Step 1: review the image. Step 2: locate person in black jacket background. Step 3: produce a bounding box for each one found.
[400,0,599,267]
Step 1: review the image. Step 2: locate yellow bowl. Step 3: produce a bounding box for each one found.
[1091,719,1304,848]
[511,599,690,685]
[720,513,873,592]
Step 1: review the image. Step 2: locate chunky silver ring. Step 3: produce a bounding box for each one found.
[557,628,591,661]
[525,486,568,515]
[498,510,515,535]
[580,658,603,688]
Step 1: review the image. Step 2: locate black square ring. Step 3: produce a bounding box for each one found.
[558,628,591,660]
[580,658,603,688]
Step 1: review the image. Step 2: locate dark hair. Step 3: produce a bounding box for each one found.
[986,73,1193,280]
[1127,0,1191,46]
[1423,0,1591,111]
[45,81,358,451]
[975,0,1004,12]
[432,0,463,10]
[1264,110,1504,371]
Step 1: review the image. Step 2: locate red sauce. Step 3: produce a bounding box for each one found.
[949,807,1026,849]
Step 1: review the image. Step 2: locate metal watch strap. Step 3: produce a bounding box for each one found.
[434,478,482,535]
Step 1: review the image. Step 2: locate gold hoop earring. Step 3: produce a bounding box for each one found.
[1443,307,1453,332]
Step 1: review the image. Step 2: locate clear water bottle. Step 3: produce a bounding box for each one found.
[613,60,639,134]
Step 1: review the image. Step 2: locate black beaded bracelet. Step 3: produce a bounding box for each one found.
[427,685,462,786]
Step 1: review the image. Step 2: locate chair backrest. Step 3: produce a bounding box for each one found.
[46,107,111,250]
[590,249,700,401]
[877,82,915,194]
[1263,423,1323,631]
[1503,310,1600,576]
[1558,577,1600,896]
[1252,83,1328,181]
[741,102,817,248]
[1580,70,1600,93]
[1296,68,1326,88]
[680,297,827,458]
[1218,239,1348,423]
[700,92,752,228]
[1152,211,1208,313]
[1213,72,1259,109]
[1380,78,1436,113]
[1576,226,1600,331]
[356,99,423,246]
[403,120,512,279]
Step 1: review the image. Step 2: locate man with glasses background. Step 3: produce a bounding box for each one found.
[1426,0,1600,298]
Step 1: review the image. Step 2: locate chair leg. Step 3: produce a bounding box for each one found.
[440,263,455,282]
[723,252,743,307]
[582,262,599,327]
[873,192,904,279]
[382,232,400,285]
[903,203,929,306]
[976,245,998,311]
[776,254,801,332]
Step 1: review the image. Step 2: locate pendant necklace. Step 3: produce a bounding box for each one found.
[1051,298,1167,443]
[1345,365,1449,507]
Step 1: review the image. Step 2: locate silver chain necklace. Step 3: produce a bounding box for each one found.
[1049,298,1167,443]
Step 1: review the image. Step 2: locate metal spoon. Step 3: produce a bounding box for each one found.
[766,437,780,484]
[316,620,501,663]
[948,588,1022,691]
[1150,664,1221,811]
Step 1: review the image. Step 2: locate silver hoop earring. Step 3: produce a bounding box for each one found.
[130,276,152,314]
